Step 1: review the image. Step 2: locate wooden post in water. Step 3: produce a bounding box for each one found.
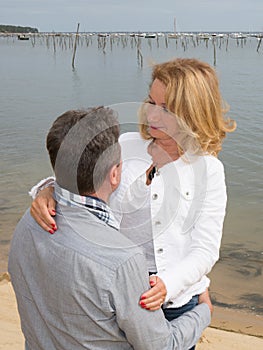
[213,38,217,66]
[165,34,168,48]
[137,37,143,68]
[31,33,36,47]
[72,23,80,69]
[256,37,262,52]
[52,34,56,53]
[226,36,229,51]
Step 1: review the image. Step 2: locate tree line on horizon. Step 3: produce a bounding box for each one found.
[0,24,38,33]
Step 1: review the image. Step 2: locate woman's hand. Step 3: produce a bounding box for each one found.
[198,288,213,315]
[139,276,167,311]
[147,140,179,169]
[30,187,57,234]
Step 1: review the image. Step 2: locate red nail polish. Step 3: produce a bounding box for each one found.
[140,295,146,300]
[140,302,146,307]
[51,210,56,214]
[49,229,54,234]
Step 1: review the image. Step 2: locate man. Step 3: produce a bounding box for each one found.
[8,107,211,349]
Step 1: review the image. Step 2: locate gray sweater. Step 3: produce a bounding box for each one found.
[9,203,210,349]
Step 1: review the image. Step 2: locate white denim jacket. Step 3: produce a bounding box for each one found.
[110,132,227,308]
[31,131,227,309]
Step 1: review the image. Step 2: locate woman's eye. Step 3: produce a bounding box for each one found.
[145,100,168,112]
[147,100,155,105]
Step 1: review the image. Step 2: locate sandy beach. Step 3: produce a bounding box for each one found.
[0,273,262,350]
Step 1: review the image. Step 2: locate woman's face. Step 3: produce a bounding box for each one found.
[146,79,177,141]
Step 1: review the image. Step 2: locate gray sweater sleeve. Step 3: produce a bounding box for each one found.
[111,253,210,350]
[167,303,210,349]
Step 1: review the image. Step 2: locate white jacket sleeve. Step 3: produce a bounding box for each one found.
[28,176,55,199]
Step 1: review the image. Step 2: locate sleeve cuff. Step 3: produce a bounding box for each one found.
[28,176,55,199]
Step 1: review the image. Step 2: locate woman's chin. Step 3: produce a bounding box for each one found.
[149,129,169,140]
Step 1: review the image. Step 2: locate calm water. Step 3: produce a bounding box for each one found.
[0,33,262,314]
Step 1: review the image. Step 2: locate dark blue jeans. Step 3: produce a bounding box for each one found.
[163,295,199,350]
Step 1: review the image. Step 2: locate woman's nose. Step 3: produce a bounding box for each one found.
[147,104,161,123]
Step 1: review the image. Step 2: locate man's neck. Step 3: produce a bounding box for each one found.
[83,190,109,204]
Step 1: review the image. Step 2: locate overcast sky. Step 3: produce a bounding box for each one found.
[1,0,262,33]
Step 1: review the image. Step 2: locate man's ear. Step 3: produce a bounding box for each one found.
[109,162,122,189]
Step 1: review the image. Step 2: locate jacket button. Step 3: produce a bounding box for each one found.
[155,220,161,225]
[152,193,158,200]
[157,248,164,254]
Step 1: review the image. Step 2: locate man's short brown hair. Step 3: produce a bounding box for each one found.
[46,107,120,195]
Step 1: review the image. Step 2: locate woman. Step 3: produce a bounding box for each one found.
[30,58,236,349]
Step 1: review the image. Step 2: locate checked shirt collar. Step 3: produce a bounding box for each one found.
[54,182,119,230]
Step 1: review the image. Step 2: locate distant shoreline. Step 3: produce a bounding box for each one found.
[0,30,262,35]
[0,24,38,34]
